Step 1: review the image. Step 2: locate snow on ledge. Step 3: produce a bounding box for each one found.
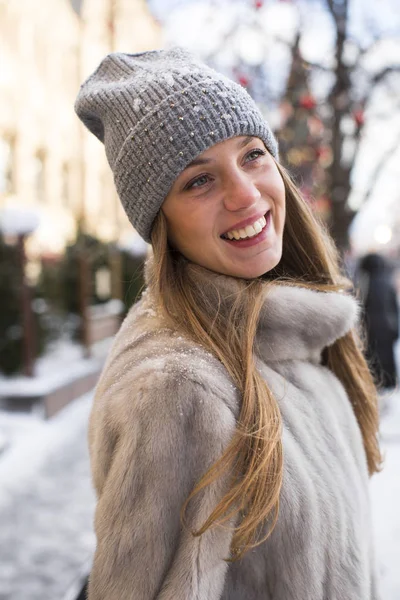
[0,337,113,398]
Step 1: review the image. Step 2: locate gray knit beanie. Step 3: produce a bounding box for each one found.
[75,47,278,242]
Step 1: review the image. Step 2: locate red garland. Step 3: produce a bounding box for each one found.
[299,94,316,110]
[353,109,365,127]
[238,74,249,87]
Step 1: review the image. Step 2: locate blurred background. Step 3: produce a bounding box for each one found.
[0,0,399,598]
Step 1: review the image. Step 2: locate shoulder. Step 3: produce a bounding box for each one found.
[91,294,239,440]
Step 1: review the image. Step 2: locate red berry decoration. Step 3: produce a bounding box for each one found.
[238,74,249,87]
[299,94,316,110]
[255,0,264,8]
[353,109,365,127]
[315,145,332,166]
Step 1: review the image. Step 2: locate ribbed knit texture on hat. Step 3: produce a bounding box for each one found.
[75,48,279,242]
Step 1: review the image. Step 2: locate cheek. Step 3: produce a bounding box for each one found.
[161,204,182,248]
[163,205,214,254]
[273,170,285,198]
[278,187,286,217]
[271,174,286,215]
[258,164,285,207]
[177,207,215,240]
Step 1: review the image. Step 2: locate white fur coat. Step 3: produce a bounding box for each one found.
[87,263,379,599]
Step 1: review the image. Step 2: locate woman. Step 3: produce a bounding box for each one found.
[75,48,382,599]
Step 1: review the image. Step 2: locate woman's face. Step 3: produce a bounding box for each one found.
[161,135,286,279]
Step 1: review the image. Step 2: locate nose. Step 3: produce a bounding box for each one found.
[222,170,261,212]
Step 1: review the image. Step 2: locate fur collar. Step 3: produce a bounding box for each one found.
[255,282,358,363]
[144,257,359,364]
[185,263,359,364]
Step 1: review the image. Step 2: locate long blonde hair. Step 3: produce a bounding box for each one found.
[147,162,382,560]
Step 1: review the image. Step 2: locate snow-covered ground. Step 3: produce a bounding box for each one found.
[0,349,399,599]
[371,385,400,599]
[0,393,96,600]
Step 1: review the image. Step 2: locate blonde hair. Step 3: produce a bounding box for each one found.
[147,162,382,560]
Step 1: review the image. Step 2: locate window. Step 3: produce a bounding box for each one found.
[61,163,70,208]
[0,137,15,195]
[33,150,46,203]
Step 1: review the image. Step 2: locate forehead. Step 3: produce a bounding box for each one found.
[185,136,263,169]
[201,135,260,156]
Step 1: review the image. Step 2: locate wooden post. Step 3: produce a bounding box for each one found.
[110,245,123,302]
[78,244,91,358]
[17,234,35,377]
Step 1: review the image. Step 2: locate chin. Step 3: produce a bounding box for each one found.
[233,250,282,280]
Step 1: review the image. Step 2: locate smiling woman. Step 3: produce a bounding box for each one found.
[75,48,382,600]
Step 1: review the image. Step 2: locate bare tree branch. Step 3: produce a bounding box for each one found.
[301,59,331,73]
[371,65,400,88]
[356,66,400,110]
[325,0,336,18]
[325,0,348,36]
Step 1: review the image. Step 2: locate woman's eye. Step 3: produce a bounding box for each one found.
[245,148,266,163]
[185,174,210,190]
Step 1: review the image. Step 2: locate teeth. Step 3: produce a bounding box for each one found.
[224,215,268,241]
[245,225,256,237]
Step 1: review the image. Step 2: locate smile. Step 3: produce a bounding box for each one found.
[221,211,271,242]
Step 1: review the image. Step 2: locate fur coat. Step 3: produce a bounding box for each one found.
[87,262,379,599]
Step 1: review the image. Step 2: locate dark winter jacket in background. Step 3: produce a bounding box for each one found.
[358,253,399,389]
[87,262,379,600]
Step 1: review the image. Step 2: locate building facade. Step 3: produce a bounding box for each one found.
[0,0,161,260]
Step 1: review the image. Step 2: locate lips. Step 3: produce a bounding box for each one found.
[221,211,272,248]
[222,215,267,241]
[221,211,271,242]
[220,211,268,238]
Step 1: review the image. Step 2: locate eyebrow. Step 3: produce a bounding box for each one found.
[183,136,255,170]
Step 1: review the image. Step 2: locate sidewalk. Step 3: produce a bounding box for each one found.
[0,393,95,600]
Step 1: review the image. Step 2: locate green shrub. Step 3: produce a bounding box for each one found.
[0,234,47,375]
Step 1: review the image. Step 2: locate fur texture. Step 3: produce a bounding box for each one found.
[87,267,378,599]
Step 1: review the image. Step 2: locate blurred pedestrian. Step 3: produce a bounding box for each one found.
[358,252,399,390]
[75,48,382,600]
